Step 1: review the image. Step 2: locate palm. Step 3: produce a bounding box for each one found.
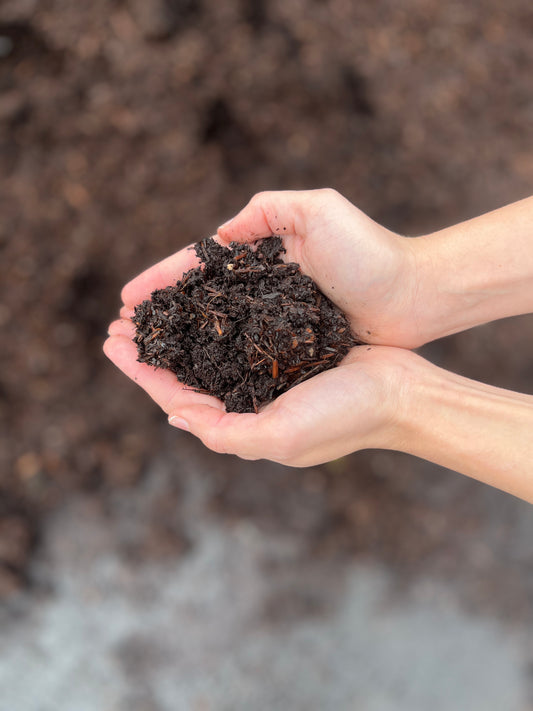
[217,189,419,347]
[104,314,405,465]
[255,345,400,465]
[278,211,406,344]
[116,191,416,347]
[104,188,419,463]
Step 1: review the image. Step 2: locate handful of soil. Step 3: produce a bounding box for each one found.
[133,237,359,413]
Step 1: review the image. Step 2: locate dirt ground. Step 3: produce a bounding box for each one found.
[0,0,532,622]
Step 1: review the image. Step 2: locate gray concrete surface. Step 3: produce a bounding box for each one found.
[1,453,532,711]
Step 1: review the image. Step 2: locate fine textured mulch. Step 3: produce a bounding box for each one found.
[133,237,358,413]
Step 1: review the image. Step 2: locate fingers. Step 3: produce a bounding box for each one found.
[104,325,365,465]
[169,401,292,461]
[120,305,134,319]
[217,189,335,244]
[169,359,378,465]
[103,334,225,413]
[120,243,201,308]
[103,327,293,461]
[121,188,343,306]
[105,318,297,461]
[104,325,289,459]
[108,318,135,338]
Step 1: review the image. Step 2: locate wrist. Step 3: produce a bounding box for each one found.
[389,352,533,501]
[399,228,488,346]
[390,352,449,452]
[407,230,474,344]
[397,233,451,346]
[407,197,533,344]
[370,233,441,349]
[355,347,432,452]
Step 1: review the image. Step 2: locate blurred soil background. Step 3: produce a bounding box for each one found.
[0,0,533,707]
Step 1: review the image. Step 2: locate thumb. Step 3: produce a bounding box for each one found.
[168,401,290,461]
[217,190,317,244]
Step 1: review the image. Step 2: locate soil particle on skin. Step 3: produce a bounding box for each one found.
[133,237,360,413]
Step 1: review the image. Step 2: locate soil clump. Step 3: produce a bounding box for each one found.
[133,237,359,413]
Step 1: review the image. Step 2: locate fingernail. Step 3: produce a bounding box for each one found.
[169,416,190,431]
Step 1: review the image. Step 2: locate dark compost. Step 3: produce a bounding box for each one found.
[132,237,360,413]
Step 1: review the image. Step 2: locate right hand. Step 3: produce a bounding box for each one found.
[217,189,424,347]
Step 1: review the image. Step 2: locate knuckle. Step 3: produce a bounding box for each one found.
[273,429,302,464]
[279,454,303,468]
[202,427,227,455]
[164,392,181,415]
[249,191,270,206]
[237,452,260,462]
[320,187,341,202]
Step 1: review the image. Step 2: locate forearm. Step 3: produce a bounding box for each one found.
[393,358,533,502]
[412,196,533,342]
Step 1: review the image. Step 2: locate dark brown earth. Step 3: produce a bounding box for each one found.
[1,0,532,614]
[133,236,358,413]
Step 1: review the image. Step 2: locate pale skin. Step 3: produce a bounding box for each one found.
[104,189,533,503]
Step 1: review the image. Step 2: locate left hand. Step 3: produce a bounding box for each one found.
[104,317,414,466]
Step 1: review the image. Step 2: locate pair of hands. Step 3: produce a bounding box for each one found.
[104,189,438,465]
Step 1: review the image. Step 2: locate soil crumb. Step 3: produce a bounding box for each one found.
[133,237,359,413]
